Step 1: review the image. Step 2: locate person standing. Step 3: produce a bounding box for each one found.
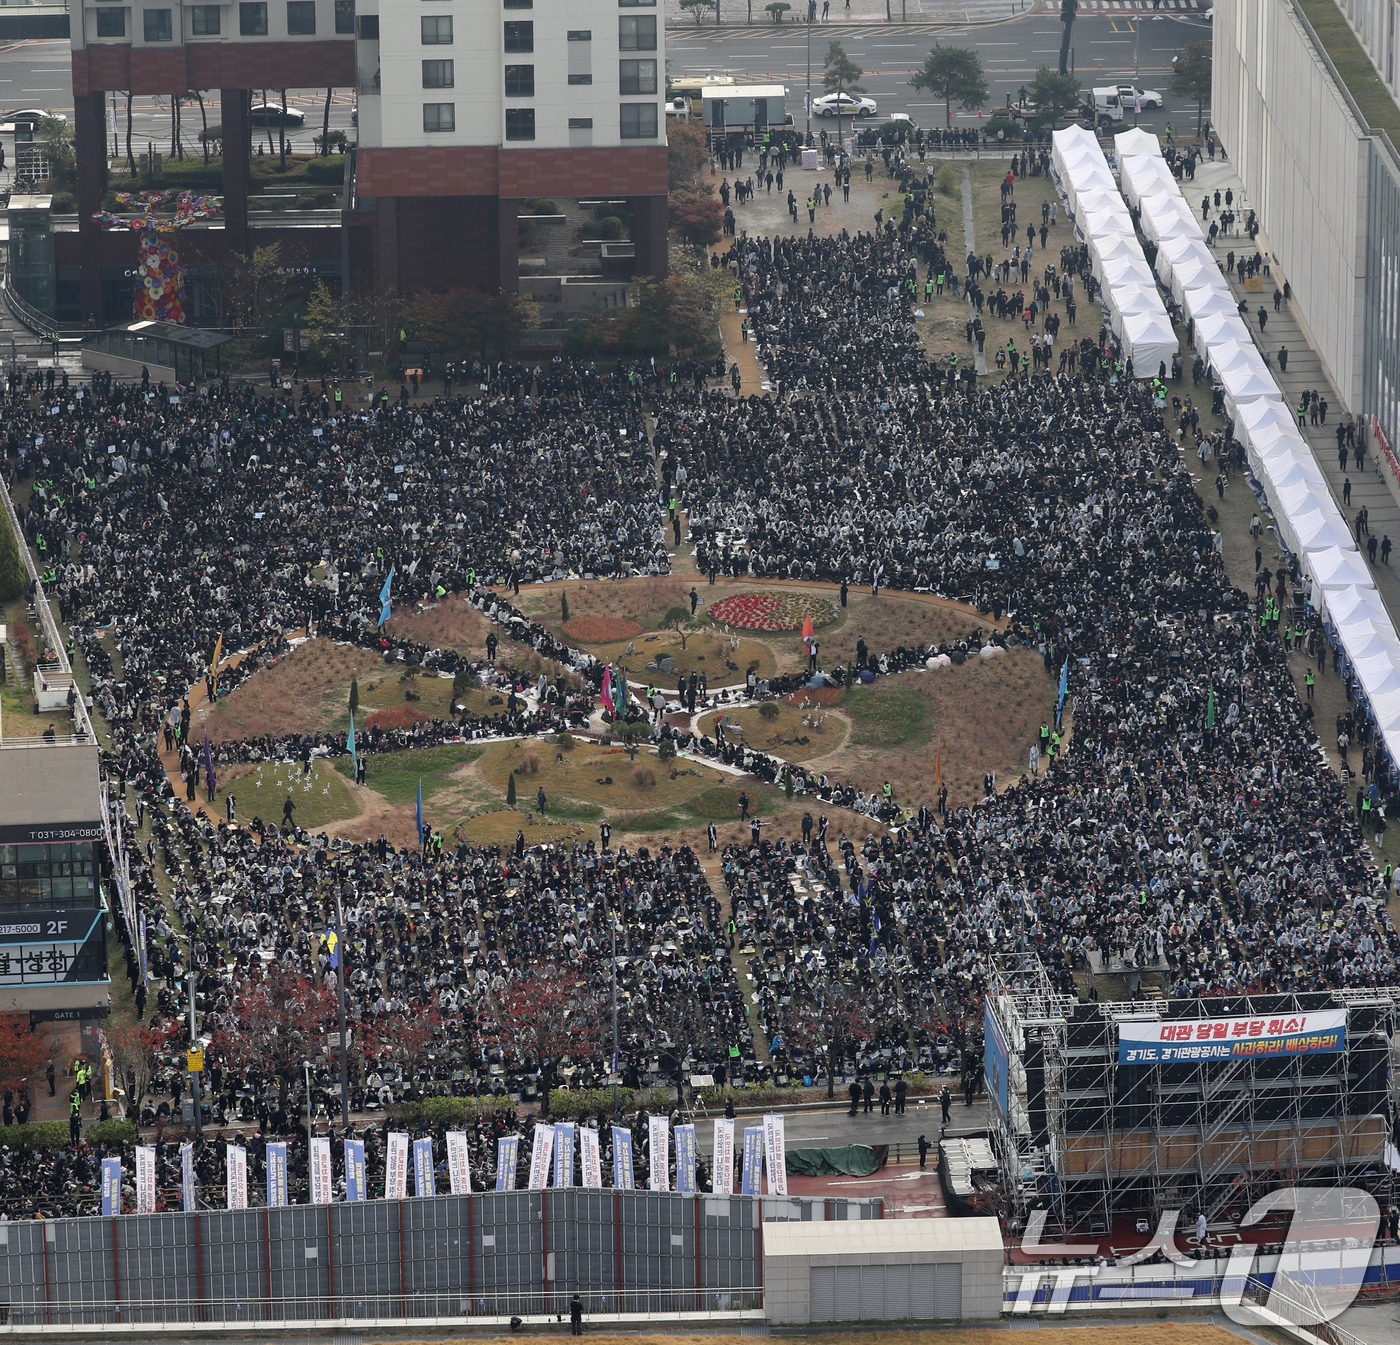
[918,1134,930,1169]
[570,1294,583,1337]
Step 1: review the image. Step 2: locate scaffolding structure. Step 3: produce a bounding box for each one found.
[985,954,1397,1236]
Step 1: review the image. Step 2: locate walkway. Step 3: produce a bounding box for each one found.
[1193,158,1400,629]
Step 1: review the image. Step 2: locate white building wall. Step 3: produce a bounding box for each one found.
[359,0,664,152]
[1213,0,1369,410]
[1333,0,1400,101]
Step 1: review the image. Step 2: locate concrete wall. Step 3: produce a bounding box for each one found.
[1212,0,1370,410]
[763,1217,1004,1325]
[0,741,101,828]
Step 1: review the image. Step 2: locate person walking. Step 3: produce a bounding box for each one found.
[570,1293,583,1337]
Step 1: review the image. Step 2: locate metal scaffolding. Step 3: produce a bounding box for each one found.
[985,955,1397,1237]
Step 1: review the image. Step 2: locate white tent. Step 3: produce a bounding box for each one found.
[1211,338,1273,383]
[1274,479,1336,526]
[1113,307,1178,375]
[1305,546,1368,602]
[1194,309,1252,357]
[1333,616,1400,664]
[1157,234,1218,291]
[1234,395,1297,452]
[1363,688,1400,740]
[1114,128,1161,160]
[1350,649,1400,700]
[1052,125,1100,178]
[1067,165,1119,214]
[1081,204,1135,240]
[1290,504,1356,555]
[1182,285,1239,325]
[1089,230,1142,277]
[1075,189,1131,222]
[1101,252,1158,294]
[1139,193,1200,244]
[1251,421,1313,461]
[1256,445,1327,501]
[1325,583,1387,629]
[1119,154,1177,208]
[1219,363,1284,420]
[1169,257,1229,307]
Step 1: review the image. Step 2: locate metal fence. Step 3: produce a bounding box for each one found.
[0,1191,880,1328]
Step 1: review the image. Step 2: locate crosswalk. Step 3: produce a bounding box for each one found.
[1079,0,1207,9]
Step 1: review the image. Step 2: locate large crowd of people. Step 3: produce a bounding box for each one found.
[1,164,1397,1216]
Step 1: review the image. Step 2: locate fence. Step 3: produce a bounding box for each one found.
[0,1191,880,1328]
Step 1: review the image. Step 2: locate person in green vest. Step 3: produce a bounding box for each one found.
[1305,668,1315,700]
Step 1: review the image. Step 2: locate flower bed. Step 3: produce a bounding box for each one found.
[709,591,839,632]
[367,705,430,731]
[562,616,644,643]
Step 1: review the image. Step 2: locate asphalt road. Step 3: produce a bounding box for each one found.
[0,38,357,164]
[667,8,1214,136]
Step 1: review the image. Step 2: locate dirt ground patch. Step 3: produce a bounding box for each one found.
[819,590,994,667]
[205,640,381,743]
[562,615,644,642]
[522,576,694,633]
[589,627,778,687]
[698,700,849,764]
[386,600,495,659]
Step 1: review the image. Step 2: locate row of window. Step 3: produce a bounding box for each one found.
[502,0,654,6]
[115,0,354,40]
[422,103,656,137]
[418,14,654,48]
[420,58,654,95]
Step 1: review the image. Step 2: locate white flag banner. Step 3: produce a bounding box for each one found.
[227,1145,247,1209]
[763,1114,788,1196]
[648,1115,670,1192]
[446,1132,472,1195]
[135,1145,156,1214]
[385,1132,410,1200]
[309,1137,333,1204]
[527,1122,555,1190]
[580,1127,603,1189]
[712,1118,735,1195]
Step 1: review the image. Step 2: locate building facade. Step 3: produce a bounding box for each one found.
[1212,0,1400,449]
[349,0,669,295]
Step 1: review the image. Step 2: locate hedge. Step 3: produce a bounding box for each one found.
[0,1121,69,1150]
[87,1119,138,1146]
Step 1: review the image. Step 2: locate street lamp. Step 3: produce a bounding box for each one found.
[805,15,812,146]
[292,311,301,378]
[187,973,202,1140]
[303,1059,314,1160]
[333,882,351,1129]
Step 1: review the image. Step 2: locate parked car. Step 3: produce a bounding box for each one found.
[1116,84,1164,110]
[249,102,307,128]
[812,92,877,119]
[5,109,65,131]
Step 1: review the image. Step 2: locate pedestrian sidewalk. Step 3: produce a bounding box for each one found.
[1191,158,1400,630]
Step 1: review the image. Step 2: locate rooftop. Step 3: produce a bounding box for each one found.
[1295,0,1400,146]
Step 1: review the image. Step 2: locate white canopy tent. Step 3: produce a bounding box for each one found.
[1305,546,1368,606]
[1350,649,1400,700]
[1256,444,1328,501]
[1333,616,1400,665]
[1219,366,1285,422]
[1289,503,1357,555]
[1324,583,1387,629]
[1234,395,1298,453]
[1112,306,1178,375]
[1169,258,1228,307]
[1066,164,1119,214]
[1075,189,1130,219]
[1119,154,1177,208]
[1081,203,1135,241]
[1138,193,1201,244]
[1182,285,1239,325]
[1051,125,1100,178]
[1194,309,1252,358]
[1156,234,1218,292]
[1100,252,1158,294]
[1089,229,1143,277]
[1114,128,1161,159]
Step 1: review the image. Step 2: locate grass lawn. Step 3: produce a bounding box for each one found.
[333,743,485,806]
[842,683,934,750]
[697,700,849,763]
[1296,0,1400,143]
[213,759,360,832]
[587,626,778,687]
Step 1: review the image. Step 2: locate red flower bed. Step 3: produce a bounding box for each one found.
[562,616,644,643]
[709,591,839,632]
[368,706,429,730]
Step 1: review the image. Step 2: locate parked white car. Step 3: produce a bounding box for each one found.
[812,92,877,119]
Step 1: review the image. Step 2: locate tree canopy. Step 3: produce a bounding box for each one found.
[909,45,988,128]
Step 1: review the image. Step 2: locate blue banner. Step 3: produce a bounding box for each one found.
[611,1126,634,1190]
[266,1142,288,1207]
[553,1122,575,1188]
[101,1156,122,1216]
[740,1126,764,1195]
[675,1124,697,1194]
[181,1142,196,1212]
[496,1135,519,1191]
[983,998,1010,1119]
[413,1137,435,1198]
[344,1140,365,1202]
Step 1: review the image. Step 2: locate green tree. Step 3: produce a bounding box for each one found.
[506,773,517,807]
[764,1,790,17]
[1172,39,1212,137]
[0,508,24,602]
[348,677,359,716]
[667,120,708,191]
[679,0,716,21]
[1026,66,1082,129]
[664,605,693,651]
[822,41,865,146]
[37,116,76,190]
[561,592,570,622]
[668,188,724,249]
[302,278,345,362]
[909,45,988,129]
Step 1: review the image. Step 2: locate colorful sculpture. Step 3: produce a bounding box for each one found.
[91,191,222,324]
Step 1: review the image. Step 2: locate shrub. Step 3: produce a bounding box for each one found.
[367,705,428,731]
[516,753,541,775]
[556,731,576,752]
[0,1121,68,1150]
[506,773,517,807]
[0,508,23,601]
[657,737,676,762]
[87,1119,138,1146]
[758,702,780,720]
[452,668,473,699]
[633,767,656,788]
[561,592,570,623]
[936,163,958,196]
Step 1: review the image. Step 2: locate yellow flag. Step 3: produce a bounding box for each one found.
[209,634,223,695]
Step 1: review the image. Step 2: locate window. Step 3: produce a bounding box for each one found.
[619,102,656,138]
[190,4,220,32]
[95,7,126,35]
[239,1,267,33]
[505,107,534,140]
[143,6,172,38]
[503,0,531,8]
[567,28,591,38]
[504,64,534,96]
[422,59,453,87]
[619,58,656,94]
[503,20,532,50]
[422,101,455,131]
[357,12,377,36]
[0,843,98,913]
[618,14,655,49]
[286,1,315,32]
[334,0,354,31]
[420,14,451,41]
[568,73,592,84]
[568,116,593,128]
[618,0,657,7]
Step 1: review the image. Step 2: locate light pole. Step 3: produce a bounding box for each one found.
[292,311,301,378]
[805,17,812,145]
[333,883,351,1129]
[610,916,619,1118]
[304,1059,314,1160]
[187,973,202,1140]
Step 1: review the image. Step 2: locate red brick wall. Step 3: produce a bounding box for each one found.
[357,145,666,199]
[73,41,354,96]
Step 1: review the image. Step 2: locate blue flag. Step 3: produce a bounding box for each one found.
[344,1139,366,1202]
[181,1142,197,1212]
[416,778,424,844]
[611,1126,634,1190]
[101,1157,122,1215]
[378,565,394,627]
[266,1142,288,1207]
[413,1138,435,1198]
[347,711,356,774]
[1057,657,1068,712]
